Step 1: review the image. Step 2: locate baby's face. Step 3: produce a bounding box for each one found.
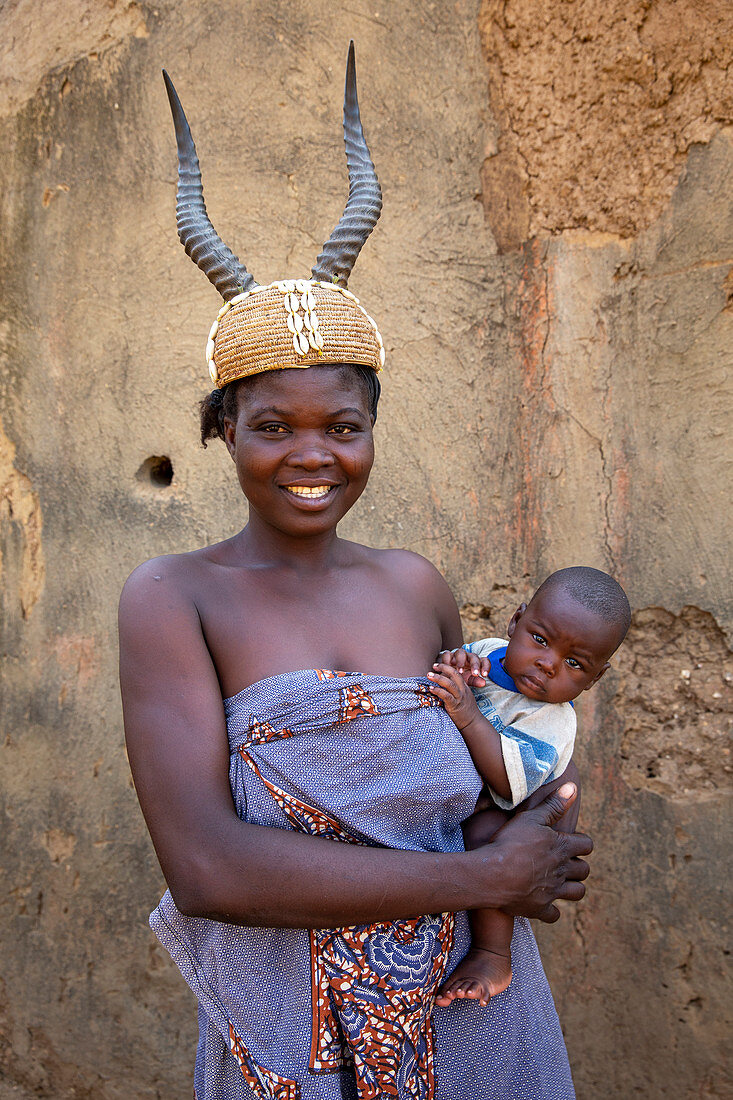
[503,587,620,704]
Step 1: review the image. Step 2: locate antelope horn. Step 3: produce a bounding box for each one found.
[311,42,382,287]
[163,70,257,301]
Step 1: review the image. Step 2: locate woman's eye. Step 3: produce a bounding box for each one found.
[531,634,547,646]
[260,423,288,434]
[329,424,356,435]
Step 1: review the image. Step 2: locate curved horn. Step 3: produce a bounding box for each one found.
[311,43,382,287]
[163,70,257,301]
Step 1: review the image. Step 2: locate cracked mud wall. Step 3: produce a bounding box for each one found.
[471,3,732,1096]
[0,1,730,1097]
[478,0,733,246]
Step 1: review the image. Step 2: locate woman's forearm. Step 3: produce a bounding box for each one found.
[173,820,482,925]
[165,785,590,928]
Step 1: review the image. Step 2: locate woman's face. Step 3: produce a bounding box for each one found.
[224,366,375,539]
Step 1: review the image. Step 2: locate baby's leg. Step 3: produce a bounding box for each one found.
[435,764,580,1008]
[435,804,513,1006]
[434,907,513,1006]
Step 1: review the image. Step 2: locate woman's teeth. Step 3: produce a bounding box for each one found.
[285,485,333,498]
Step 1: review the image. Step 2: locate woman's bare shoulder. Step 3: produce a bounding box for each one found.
[119,543,243,659]
[360,545,449,588]
[120,537,239,606]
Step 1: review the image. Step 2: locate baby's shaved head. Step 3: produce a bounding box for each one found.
[533,567,631,650]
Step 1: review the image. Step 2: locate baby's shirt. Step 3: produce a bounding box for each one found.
[463,638,576,810]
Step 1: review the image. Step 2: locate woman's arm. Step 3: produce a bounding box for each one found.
[120,560,591,927]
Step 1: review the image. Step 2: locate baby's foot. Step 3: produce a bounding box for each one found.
[435,948,512,1007]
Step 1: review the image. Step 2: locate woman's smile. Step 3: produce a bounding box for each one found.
[282,482,339,502]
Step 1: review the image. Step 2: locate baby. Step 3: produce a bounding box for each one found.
[427,565,630,1007]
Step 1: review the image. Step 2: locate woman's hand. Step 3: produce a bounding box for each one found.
[467,783,592,922]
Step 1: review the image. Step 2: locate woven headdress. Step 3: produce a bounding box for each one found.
[163,43,384,389]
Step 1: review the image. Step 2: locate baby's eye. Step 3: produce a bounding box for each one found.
[531,633,547,646]
[566,657,582,670]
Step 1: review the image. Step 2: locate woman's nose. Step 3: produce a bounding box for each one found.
[286,441,335,469]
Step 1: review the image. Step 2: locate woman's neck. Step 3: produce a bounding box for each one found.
[234,520,349,573]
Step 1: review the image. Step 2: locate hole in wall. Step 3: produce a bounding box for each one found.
[136,455,174,488]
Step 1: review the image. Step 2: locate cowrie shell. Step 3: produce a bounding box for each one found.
[281,280,296,293]
[307,330,319,350]
[286,293,300,312]
[379,347,386,368]
[314,330,324,350]
[209,360,218,383]
[287,313,304,334]
[292,332,301,354]
[297,331,310,354]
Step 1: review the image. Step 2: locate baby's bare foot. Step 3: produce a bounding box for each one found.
[435,947,512,1007]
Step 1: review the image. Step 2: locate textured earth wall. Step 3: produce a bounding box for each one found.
[0,1,731,1097]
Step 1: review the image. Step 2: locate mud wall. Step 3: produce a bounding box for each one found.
[0,1,730,1097]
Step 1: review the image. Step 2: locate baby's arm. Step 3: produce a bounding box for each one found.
[428,663,512,802]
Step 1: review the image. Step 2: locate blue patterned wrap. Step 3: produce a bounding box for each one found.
[150,670,574,1099]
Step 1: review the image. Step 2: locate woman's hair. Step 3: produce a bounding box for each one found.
[199,363,381,446]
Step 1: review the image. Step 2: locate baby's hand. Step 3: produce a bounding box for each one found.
[427,663,483,731]
[435,648,491,688]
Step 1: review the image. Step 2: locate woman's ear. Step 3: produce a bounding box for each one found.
[506,602,527,638]
[223,417,237,458]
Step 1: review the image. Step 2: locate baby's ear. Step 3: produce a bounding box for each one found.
[584,662,611,691]
[506,602,527,638]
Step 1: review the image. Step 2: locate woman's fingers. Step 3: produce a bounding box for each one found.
[556,879,586,902]
[526,782,589,836]
[563,832,594,860]
[535,903,560,924]
[535,904,561,924]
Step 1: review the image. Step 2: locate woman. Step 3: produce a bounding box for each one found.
[120,48,591,1099]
